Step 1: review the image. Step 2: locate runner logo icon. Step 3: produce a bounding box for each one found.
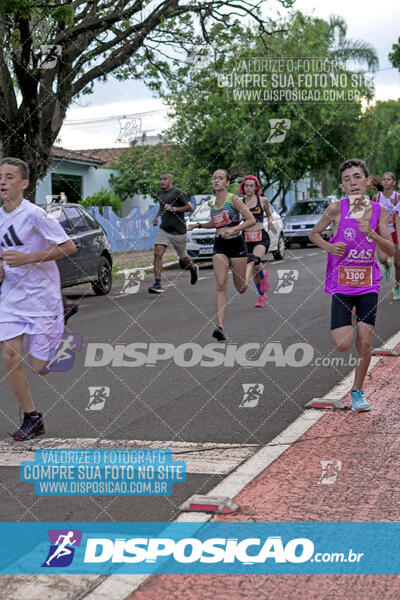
[42,529,82,567]
[86,386,110,410]
[121,269,145,295]
[45,334,82,372]
[266,119,291,144]
[318,460,342,485]
[40,44,62,69]
[347,195,371,219]
[240,383,264,408]
[116,118,142,143]
[274,270,299,294]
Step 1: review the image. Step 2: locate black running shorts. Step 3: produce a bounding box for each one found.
[213,235,247,259]
[330,292,378,330]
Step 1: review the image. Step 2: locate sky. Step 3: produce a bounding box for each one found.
[59,0,400,150]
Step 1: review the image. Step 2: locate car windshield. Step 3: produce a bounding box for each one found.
[191,201,211,221]
[287,201,328,216]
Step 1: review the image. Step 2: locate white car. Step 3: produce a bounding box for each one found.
[186,200,286,260]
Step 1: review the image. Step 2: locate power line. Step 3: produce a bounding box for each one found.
[63,108,167,126]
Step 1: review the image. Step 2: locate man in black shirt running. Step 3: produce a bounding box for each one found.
[149,173,198,293]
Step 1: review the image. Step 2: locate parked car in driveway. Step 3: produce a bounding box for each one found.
[187,200,286,260]
[45,203,113,294]
[283,198,333,248]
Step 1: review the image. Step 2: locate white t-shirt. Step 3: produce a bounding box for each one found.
[0,199,70,318]
[377,191,399,232]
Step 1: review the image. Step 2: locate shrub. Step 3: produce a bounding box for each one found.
[80,188,122,215]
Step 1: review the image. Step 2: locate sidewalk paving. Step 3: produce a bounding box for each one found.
[126,344,400,600]
[112,248,180,275]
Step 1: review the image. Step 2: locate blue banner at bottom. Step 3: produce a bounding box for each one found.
[1,522,399,574]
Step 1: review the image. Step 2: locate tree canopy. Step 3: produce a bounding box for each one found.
[109,140,180,201]
[355,99,400,178]
[156,11,377,201]
[0,0,293,199]
[389,37,400,73]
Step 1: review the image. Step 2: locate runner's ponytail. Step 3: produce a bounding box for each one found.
[369,176,383,192]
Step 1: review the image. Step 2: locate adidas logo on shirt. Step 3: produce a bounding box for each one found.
[1,225,23,247]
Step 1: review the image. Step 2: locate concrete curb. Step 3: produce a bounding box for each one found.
[116,261,180,275]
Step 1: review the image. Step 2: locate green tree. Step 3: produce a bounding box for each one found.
[0,0,293,200]
[389,38,400,72]
[161,12,378,202]
[355,99,400,177]
[109,140,182,201]
[109,139,242,200]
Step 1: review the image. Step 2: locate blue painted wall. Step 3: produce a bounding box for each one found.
[86,195,212,252]
[87,205,159,252]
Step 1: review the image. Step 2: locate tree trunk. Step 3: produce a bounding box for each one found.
[0,135,51,202]
[321,171,328,197]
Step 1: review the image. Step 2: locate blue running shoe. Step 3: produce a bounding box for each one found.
[392,287,400,301]
[384,261,392,282]
[350,389,371,412]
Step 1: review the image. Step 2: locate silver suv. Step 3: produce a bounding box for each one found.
[283,198,333,248]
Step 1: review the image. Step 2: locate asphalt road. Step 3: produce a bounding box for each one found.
[1,245,399,522]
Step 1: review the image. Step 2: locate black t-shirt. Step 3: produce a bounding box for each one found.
[158,187,189,235]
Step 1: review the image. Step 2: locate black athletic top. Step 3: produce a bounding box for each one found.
[245,196,264,223]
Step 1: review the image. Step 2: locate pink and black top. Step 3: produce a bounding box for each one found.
[325,198,381,296]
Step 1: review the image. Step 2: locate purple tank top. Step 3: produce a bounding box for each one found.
[325,198,381,296]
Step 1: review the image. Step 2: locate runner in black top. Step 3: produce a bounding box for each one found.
[150,173,198,293]
[240,175,276,308]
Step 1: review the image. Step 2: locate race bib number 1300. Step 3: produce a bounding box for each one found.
[338,265,372,287]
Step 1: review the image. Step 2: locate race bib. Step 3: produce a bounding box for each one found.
[245,230,262,242]
[338,265,372,287]
[212,211,230,227]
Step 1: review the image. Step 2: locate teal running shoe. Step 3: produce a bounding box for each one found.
[350,389,371,412]
[384,261,392,282]
[392,287,400,301]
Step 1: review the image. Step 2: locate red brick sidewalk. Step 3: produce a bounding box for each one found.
[126,348,400,600]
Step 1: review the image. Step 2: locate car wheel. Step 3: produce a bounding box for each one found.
[273,234,286,260]
[91,256,112,295]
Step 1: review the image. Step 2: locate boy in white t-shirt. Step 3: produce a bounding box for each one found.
[0,157,76,441]
[374,171,400,298]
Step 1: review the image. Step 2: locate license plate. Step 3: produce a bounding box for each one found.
[199,247,213,254]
